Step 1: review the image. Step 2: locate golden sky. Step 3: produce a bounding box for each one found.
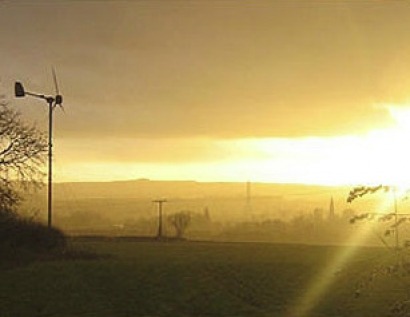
[2,1,410,185]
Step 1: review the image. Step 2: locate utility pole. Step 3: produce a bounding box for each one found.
[153,199,167,239]
[246,180,251,207]
[394,188,399,250]
[245,180,253,221]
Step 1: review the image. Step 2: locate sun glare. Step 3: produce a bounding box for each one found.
[286,105,410,317]
[238,105,410,188]
[55,105,410,189]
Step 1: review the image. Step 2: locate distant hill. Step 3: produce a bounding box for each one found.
[51,179,350,201]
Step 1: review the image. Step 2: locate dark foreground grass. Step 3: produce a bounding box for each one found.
[0,240,409,317]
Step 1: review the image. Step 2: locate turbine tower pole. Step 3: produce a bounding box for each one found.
[47,99,54,228]
[14,69,63,229]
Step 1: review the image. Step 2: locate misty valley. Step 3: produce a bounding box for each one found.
[19,180,410,247]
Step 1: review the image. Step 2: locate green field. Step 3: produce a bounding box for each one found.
[1,240,409,317]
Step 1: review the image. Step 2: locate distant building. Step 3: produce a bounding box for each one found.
[342,208,355,220]
[329,196,335,220]
[203,207,211,221]
[313,208,324,222]
[246,181,251,206]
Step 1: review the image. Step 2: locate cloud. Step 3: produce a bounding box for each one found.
[1,1,409,140]
[55,137,261,164]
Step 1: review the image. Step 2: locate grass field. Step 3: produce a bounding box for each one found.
[1,240,409,317]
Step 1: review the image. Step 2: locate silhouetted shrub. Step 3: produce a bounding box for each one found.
[0,208,66,255]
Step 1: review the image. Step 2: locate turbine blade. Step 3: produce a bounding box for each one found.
[52,66,60,95]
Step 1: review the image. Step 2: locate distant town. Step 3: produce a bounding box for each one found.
[18,179,406,246]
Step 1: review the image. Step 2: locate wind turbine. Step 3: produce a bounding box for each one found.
[14,69,64,228]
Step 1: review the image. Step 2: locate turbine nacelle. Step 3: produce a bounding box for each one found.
[14,69,63,108]
[15,82,25,97]
[55,94,63,106]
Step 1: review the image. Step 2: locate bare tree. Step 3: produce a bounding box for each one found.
[168,211,191,239]
[0,100,47,212]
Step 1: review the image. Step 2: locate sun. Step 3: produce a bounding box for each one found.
[371,105,410,189]
[341,105,410,189]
